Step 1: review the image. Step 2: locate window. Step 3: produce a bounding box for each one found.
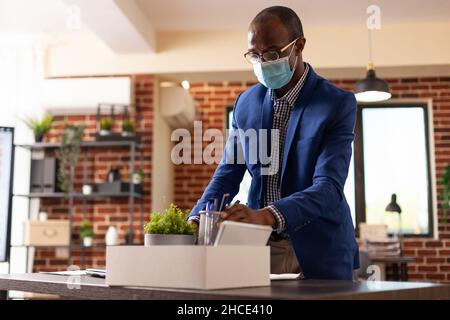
[353,103,435,237]
[344,143,356,227]
[226,102,435,237]
[227,109,253,203]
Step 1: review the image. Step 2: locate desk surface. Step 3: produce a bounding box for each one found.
[0,273,449,300]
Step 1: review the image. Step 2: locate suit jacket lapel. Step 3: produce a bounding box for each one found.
[260,89,273,148]
[280,66,319,184]
[259,88,273,202]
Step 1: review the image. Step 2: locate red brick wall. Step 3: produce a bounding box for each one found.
[33,75,153,272]
[174,81,255,209]
[175,75,450,283]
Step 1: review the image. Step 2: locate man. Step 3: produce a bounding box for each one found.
[188,6,359,280]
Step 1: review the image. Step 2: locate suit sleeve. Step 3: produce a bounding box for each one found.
[188,94,247,218]
[271,92,357,233]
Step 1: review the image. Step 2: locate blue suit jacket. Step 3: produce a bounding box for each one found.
[190,65,360,280]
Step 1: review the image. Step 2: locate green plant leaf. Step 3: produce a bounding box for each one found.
[100,118,113,131]
[57,124,85,193]
[79,220,94,239]
[144,204,195,235]
[439,165,450,221]
[23,114,53,139]
[122,120,135,133]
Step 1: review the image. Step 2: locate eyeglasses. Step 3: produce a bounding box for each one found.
[244,38,300,64]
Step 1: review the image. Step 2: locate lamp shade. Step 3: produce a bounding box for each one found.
[385,193,402,214]
[355,68,392,103]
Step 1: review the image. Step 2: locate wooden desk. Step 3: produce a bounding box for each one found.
[0,273,449,300]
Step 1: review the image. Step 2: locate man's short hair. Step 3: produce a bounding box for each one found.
[252,6,304,40]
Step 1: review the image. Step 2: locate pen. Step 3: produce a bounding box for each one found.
[206,200,212,212]
[219,193,230,212]
[225,200,240,209]
[218,200,240,224]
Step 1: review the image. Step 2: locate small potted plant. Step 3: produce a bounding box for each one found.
[132,168,144,185]
[23,114,53,142]
[80,220,94,247]
[144,204,195,245]
[124,229,133,245]
[121,119,135,137]
[57,125,85,193]
[440,164,450,223]
[99,117,113,136]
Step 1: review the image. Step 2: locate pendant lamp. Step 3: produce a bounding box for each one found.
[354,27,391,102]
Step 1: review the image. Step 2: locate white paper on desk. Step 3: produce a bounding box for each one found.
[40,270,87,276]
[270,273,301,280]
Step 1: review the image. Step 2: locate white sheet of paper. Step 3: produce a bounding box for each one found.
[40,270,87,276]
[270,273,301,280]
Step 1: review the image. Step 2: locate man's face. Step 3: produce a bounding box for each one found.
[247,17,298,63]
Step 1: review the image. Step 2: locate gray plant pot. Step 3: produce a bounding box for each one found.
[144,234,195,246]
[99,129,111,136]
[121,131,134,137]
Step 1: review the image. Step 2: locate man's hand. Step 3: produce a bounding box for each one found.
[219,203,275,227]
[187,219,199,237]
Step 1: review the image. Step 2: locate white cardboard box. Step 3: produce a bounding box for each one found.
[106,245,270,290]
[23,220,70,246]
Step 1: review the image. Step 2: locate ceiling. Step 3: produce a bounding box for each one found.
[136,0,450,30]
[1,0,449,35]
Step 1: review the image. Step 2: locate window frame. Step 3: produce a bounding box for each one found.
[354,100,437,238]
[0,127,14,263]
[225,106,233,131]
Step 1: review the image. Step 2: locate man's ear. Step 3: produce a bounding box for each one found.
[295,38,306,53]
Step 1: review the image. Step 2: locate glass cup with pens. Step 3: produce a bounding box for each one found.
[198,193,231,245]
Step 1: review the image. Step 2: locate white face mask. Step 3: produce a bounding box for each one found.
[252,48,298,90]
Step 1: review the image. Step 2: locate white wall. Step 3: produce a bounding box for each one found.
[44,22,450,78]
[0,35,45,281]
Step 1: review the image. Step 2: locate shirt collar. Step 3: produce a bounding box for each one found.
[270,63,310,106]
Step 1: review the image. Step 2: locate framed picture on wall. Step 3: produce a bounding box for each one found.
[0,127,14,262]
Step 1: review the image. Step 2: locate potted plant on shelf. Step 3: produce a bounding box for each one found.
[121,119,135,137]
[132,168,144,185]
[57,124,85,193]
[80,220,94,247]
[144,204,195,245]
[124,229,133,245]
[23,114,53,142]
[440,164,450,223]
[99,117,113,136]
